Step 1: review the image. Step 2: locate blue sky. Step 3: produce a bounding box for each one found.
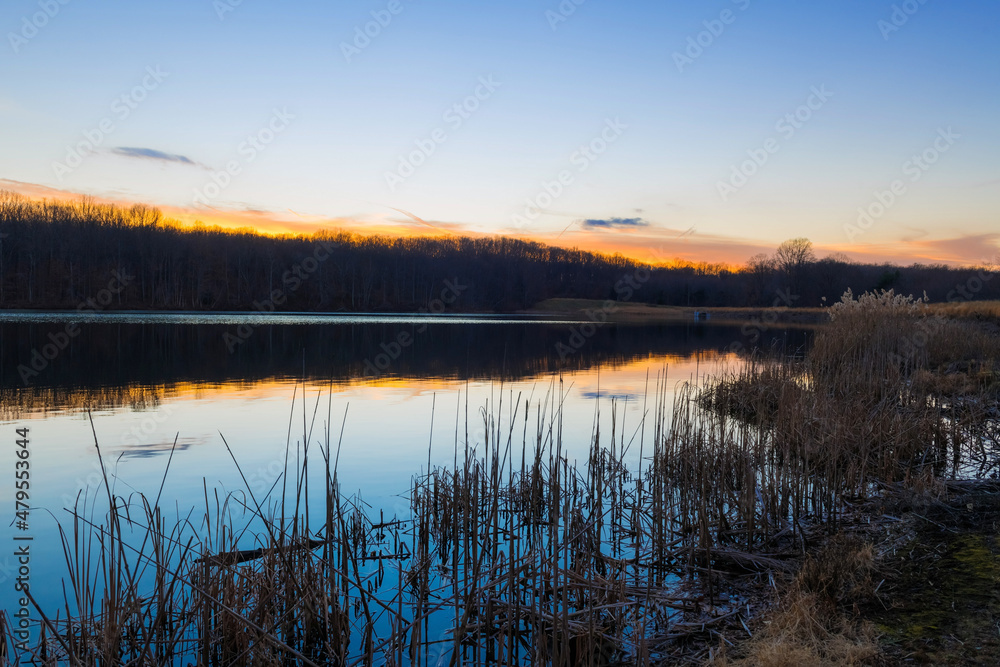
[1,0,998,264]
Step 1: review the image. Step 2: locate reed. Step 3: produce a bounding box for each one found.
[925,299,1000,322]
[10,290,998,665]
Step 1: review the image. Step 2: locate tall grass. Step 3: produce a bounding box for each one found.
[9,290,999,665]
[926,299,1000,322]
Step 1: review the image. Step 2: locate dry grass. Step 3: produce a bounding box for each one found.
[11,288,999,665]
[528,297,827,324]
[925,299,1000,322]
[710,536,880,667]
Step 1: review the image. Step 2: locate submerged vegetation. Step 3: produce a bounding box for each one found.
[4,290,1000,664]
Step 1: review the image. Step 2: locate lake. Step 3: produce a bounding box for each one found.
[0,313,809,659]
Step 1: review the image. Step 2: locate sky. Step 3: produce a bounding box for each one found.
[1,0,998,266]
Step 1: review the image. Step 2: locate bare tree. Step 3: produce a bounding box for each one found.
[746,253,775,305]
[1,195,998,312]
[774,238,814,301]
[774,238,815,275]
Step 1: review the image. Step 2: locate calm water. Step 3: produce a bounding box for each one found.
[0,313,809,635]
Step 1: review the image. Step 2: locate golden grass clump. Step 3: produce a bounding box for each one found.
[925,299,1000,322]
[12,290,999,665]
[710,536,879,667]
[810,288,927,399]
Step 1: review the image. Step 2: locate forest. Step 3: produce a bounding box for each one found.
[0,190,996,312]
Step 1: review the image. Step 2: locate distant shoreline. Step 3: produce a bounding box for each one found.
[2,299,997,327]
[0,304,824,327]
[526,297,1000,326]
[0,309,553,318]
[525,298,830,325]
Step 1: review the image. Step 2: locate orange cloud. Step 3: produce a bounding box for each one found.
[825,235,1000,267]
[3,178,996,268]
[534,227,771,266]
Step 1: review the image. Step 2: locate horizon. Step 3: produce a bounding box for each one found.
[4,2,1000,658]
[2,1,998,267]
[3,185,998,273]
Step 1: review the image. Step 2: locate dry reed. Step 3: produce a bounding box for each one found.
[9,289,998,665]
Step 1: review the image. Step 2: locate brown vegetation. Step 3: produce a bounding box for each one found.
[925,300,1000,323]
[710,536,879,667]
[6,289,999,664]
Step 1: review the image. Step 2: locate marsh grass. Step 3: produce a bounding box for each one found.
[9,290,999,665]
[925,299,1000,322]
[708,536,880,667]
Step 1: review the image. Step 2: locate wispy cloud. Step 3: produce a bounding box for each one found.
[826,233,1000,266]
[907,233,1000,263]
[580,216,650,230]
[111,147,200,166]
[3,179,995,268]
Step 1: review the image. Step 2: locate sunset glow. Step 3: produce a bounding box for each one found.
[2,2,998,267]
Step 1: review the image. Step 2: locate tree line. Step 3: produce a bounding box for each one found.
[0,191,996,311]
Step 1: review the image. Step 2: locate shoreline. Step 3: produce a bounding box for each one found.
[2,298,997,327]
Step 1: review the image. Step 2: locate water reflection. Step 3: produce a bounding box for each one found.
[0,315,815,507]
[0,316,812,636]
[0,314,811,419]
